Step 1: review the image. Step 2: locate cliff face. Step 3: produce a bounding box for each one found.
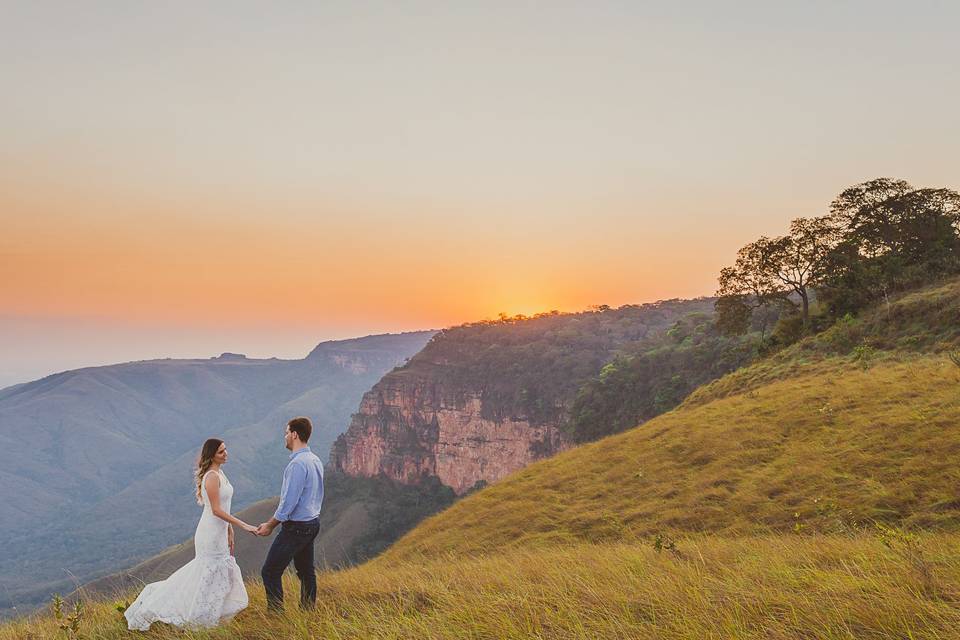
[331,299,717,495]
[331,372,570,494]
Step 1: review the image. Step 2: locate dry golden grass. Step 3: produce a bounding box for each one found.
[4,534,960,639]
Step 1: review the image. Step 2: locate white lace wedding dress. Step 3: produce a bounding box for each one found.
[124,469,248,630]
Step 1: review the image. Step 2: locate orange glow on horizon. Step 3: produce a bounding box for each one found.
[1,175,727,333]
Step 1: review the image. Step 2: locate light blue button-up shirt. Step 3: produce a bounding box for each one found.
[273,446,324,522]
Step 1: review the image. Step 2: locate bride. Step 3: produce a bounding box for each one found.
[125,438,255,631]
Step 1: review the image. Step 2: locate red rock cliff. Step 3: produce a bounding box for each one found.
[329,370,570,495]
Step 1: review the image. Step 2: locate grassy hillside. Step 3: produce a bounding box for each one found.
[5,278,960,638]
[379,276,960,562]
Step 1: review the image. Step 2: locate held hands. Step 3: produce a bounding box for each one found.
[240,521,274,537]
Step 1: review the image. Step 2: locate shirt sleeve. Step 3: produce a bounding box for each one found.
[273,461,307,522]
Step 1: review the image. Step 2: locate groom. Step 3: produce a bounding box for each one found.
[255,416,325,612]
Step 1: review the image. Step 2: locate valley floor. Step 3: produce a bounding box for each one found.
[5,533,960,639]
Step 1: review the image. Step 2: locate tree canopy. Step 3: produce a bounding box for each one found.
[716,178,960,340]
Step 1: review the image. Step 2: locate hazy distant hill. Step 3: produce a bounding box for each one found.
[0,331,434,615]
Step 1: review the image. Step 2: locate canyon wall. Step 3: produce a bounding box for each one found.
[330,370,570,494]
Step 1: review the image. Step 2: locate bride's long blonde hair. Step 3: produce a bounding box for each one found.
[195,438,224,505]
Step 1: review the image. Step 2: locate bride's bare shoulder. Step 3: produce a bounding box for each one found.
[203,470,222,489]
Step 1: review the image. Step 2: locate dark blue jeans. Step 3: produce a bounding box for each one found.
[260,518,320,611]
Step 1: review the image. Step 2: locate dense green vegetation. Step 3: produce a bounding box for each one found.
[565,311,762,443]
[717,177,960,339]
[396,298,715,425]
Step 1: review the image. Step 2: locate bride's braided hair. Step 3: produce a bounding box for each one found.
[195,438,224,505]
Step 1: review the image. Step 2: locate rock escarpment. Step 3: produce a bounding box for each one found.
[331,370,569,494]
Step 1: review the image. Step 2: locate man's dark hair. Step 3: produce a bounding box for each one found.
[287,416,312,443]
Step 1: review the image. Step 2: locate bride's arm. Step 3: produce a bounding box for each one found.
[205,473,257,533]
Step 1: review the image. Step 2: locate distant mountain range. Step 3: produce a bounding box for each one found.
[0,330,435,616]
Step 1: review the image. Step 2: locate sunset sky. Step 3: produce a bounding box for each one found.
[2,1,958,388]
